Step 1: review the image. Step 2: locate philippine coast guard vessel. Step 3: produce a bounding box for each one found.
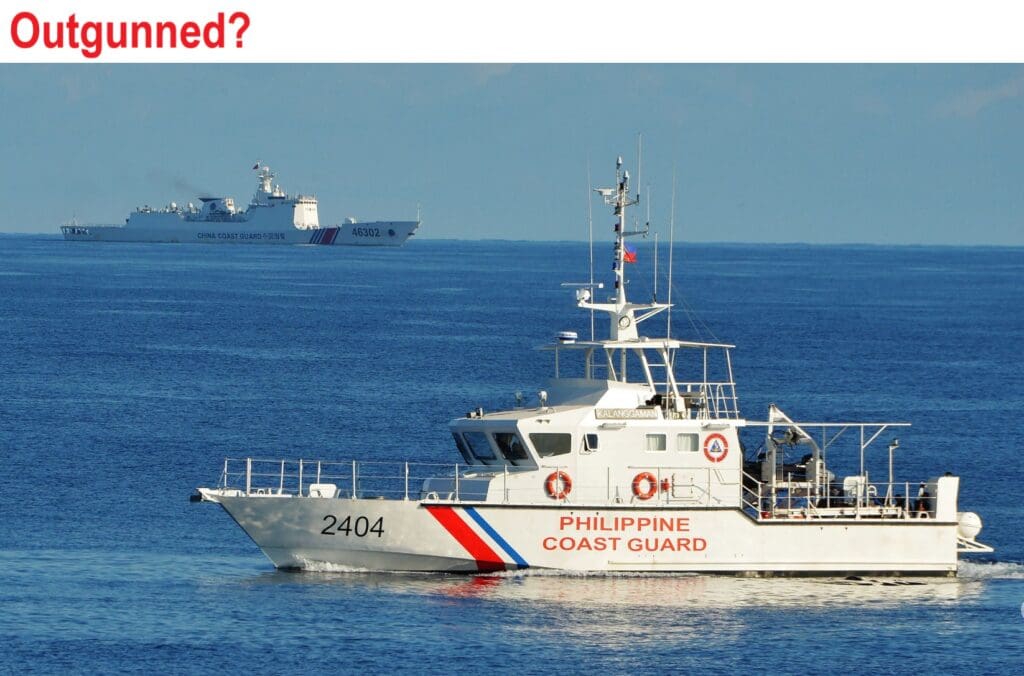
[60,164,418,246]
[194,157,992,576]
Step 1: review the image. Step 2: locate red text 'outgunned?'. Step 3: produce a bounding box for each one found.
[10,11,251,59]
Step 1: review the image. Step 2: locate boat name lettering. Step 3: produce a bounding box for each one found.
[546,515,708,553]
[559,515,690,532]
[542,536,708,553]
[197,232,287,240]
[352,227,381,237]
[320,514,384,537]
[595,408,658,420]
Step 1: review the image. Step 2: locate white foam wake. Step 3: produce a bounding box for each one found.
[957,560,1024,579]
[298,559,373,573]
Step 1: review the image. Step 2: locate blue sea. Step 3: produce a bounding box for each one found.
[1,236,1022,673]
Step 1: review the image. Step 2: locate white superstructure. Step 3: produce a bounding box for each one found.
[60,164,418,246]
[194,156,992,575]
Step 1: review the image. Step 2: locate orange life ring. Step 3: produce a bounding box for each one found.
[545,471,572,500]
[632,472,658,500]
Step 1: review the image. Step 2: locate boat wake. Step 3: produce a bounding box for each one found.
[957,560,1024,579]
[292,560,1024,582]
[297,559,375,574]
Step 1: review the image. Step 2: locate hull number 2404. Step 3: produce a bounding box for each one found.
[321,515,385,537]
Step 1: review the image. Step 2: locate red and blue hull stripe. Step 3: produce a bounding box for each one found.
[426,505,529,572]
[309,227,339,245]
[463,507,529,569]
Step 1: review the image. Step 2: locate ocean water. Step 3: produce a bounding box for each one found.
[1,235,1022,672]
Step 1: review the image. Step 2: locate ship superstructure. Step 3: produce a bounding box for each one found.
[194,156,991,575]
[61,164,418,246]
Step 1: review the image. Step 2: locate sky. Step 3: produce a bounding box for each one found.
[1,64,1022,245]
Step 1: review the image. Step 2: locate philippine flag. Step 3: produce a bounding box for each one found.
[624,244,638,264]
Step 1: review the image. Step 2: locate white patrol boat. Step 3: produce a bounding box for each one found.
[194,156,992,576]
[60,164,418,246]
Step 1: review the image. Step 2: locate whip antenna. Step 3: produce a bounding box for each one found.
[668,165,676,339]
[653,231,659,303]
[587,160,595,341]
[636,134,643,205]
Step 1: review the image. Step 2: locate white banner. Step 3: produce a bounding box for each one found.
[2,0,1023,63]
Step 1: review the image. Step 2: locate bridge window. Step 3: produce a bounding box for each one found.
[584,434,599,452]
[452,433,473,464]
[493,432,531,465]
[462,431,499,464]
[530,433,571,458]
[646,434,667,452]
[677,433,698,453]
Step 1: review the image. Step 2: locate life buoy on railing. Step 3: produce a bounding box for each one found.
[632,472,658,500]
[545,471,572,500]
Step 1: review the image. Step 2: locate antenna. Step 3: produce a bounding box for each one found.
[653,232,659,303]
[646,184,652,239]
[586,160,595,341]
[648,184,655,302]
[636,134,643,204]
[667,165,676,340]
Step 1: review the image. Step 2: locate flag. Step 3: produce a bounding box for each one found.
[624,244,637,263]
[252,162,260,170]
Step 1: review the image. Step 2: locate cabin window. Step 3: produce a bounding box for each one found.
[452,433,473,464]
[677,433,699,453]
[584,434,599,452]
[462,431,498,464]
[493,432,531,465]
[646,434,667,452]
[530,433,571,458]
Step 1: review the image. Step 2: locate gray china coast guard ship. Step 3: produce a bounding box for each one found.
[61,163,418,246]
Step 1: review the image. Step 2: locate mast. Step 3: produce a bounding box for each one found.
[580,155,667,342]
[612,155,633,307]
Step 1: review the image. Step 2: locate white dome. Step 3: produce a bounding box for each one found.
[957,511,983,540]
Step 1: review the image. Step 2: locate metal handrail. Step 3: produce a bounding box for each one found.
[739,469,933,521]
[219,457,940,519]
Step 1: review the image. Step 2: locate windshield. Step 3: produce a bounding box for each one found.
[461,431,499,465]
[493,432,531,466]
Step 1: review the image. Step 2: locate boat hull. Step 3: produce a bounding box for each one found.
[205,493,960,576]
[60,220,418,246]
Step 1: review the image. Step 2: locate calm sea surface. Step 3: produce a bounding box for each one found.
[1,236,1022,672]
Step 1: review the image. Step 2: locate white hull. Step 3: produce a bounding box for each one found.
[203,492,959,576]
[61,219,418,247]
[193,155,991,577]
